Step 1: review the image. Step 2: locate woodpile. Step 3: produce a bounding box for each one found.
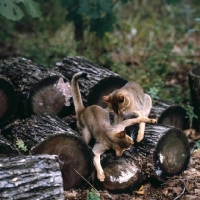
[0,56,194,198]
[0,155,64,199]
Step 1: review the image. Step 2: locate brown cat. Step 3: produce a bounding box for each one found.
[102,81,152,142]
[71,72,156,181]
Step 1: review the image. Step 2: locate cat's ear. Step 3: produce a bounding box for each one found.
[57,77,64,86]
[118,94,125,103]
[102,95,110,103]
[115,131,125,138]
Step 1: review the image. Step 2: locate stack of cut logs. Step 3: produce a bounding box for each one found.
[1,57,198,199]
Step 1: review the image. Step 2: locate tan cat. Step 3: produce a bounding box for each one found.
[71,72,156,181]
[102,81,152,143]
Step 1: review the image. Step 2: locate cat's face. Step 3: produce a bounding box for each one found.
[114,131,134,156]
[102,92,131,115]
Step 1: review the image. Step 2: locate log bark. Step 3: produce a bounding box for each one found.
[0,76,18,127]
[188,66,200,131]
[55,57,126,106]
[1,115,93,190]
[0,155,64,200]
[149,100,189,130]
[96,124,190,193]
[0,134,20,157]
[0,57,72,118]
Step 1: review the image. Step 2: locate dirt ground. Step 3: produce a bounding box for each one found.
[64,146,200,200]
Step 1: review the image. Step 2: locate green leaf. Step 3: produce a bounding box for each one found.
[0,0,24,20]
[0,0,41,20]
[19,0,41,18]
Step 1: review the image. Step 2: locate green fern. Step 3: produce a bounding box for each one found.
[16,139,28,152]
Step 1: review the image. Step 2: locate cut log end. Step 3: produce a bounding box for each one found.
[0,76,18,126]
[157,106,188,130]
[0,89,8,117]
[153,127,190,180]
[28,76,72,116]
[96,155,142,193]
[32,85,66,115]
[190,66,200,77]
[31,134,93,190]
[87,76,127,108]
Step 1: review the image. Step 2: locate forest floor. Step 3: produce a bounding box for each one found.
[64,148,200,200]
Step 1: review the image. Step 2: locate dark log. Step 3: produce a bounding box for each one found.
[96,154,142,193]
[94,124,190,193]
[126,124,190,181]
[55,56,126,105]
[188,66,200,131]
[0,57,72,118]
[0,76,18,127]
[0,134,20,157]
[0,155,64,200]
[149,100,189,130]
[1,115,93,190]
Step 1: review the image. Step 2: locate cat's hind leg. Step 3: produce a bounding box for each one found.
[92,144,106,182]
[82,127,92,144]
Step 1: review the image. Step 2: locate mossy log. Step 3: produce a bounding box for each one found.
[0,155,64,200]
[149,100,189,130]
[0,134,19,157]
[95,124,190,193]
[0,76,18,127]
[0,57,72,118]
[55,56,127,106]
[188,66,200,131]
[1,115,93,190]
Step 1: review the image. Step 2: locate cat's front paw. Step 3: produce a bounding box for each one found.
[149,119,157,124]
[97,172,105,182]
[136,129,144,142]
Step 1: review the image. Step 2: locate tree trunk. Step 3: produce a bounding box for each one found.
[0,134,20,157]
[1,115,93,190]
[0,57,72,118]
[149,99,189,130]
[0,155,64,200]
[188,66,200,131]
[95,124,190,193]
[55,57,126,106]
[0,76,18,127]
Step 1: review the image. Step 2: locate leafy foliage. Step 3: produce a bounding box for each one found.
[60,0,129,38]
[185,105,198,128]
[16,139,28,152]
[0,0,41,20]
[86,189,100,200]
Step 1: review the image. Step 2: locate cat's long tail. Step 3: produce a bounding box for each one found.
[71,72,87,114]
